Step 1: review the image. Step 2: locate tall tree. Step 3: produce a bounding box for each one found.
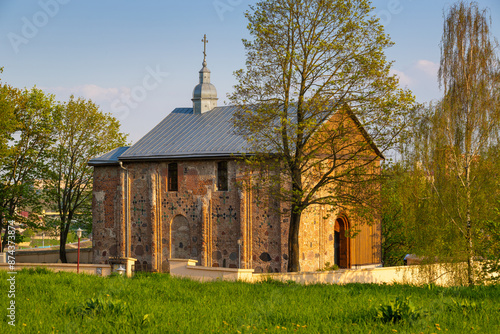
[379,162,421,267]
[0,68,18,159]
[0,83,55,252]
[391,85,500,284]
[230,0,416,271]
[45,96,127,263]
[437,1,500,285]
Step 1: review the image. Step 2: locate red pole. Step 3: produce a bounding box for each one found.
[77,236,81,274]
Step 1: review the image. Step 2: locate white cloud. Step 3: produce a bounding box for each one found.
[42,84,130,103]
[415,59,439,78]
[390,69,412,86]
[389,60,441,102]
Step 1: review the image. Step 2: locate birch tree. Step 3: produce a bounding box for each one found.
[437,1,500,285]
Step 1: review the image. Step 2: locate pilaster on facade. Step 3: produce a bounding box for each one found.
[208,199,213,267]
[201,202,209,267]
[150,170,163,272]
[246,182,253,269]
[119,167,128,258]
[238,185,251,269]
[319,205,325,270]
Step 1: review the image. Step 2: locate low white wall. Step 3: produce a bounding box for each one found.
[0,263,112,276]
[169,259,255,282]
[0,257,466,285]
[12,248,93,264]
[255,265,441,285]
[169,259,457,286]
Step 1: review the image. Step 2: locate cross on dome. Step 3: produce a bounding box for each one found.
[202,34,208,66]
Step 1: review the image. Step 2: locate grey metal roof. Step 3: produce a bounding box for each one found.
[89,104,384,165]
[88,146,130,166]
[119,106,250,160]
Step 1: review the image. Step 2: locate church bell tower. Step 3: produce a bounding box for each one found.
[192,34,218,114]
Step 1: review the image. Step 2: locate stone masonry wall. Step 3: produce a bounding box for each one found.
[93,159,288,272]
[92,166,122,264]
[92,159,381,272]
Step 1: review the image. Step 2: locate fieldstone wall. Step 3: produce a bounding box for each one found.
[92,159,381,272]
[92,166,122,264]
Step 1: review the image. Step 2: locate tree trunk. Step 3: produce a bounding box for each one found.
[59,221,71,263]
[59,231,67,263]
[465,163,474,286]
[0,213,6,252]
[287,162,303,273]
[1,227,7,253]
[287,209,301,272]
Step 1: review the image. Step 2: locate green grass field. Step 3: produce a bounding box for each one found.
[26,238,60,248]
[1,269,499,333]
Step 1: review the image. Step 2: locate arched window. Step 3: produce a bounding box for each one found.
[217,161,228,191]
[171,215,190,259]
[168,163,178,191]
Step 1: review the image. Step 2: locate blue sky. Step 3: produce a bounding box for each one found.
[1,0,499,143]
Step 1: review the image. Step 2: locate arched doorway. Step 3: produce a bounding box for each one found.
[334,216,351,269]
[171,215,190,259]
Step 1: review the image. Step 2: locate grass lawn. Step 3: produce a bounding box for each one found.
[1,269,499,333]
[27,238,60,248]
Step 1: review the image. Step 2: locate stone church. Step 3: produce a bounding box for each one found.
[89,45,382,273]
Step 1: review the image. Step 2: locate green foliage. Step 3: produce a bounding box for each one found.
[380,164,418,266]
[0,68,128,257]
[43,95,127,262]
[382,0,500,282]
[317,262,339,271]
[446,298,481,317]
[231,0,417,272]
[259,277,298,286]
[435,1,500,285]
[376,297,421,323]
[0,68,18,159]
[477,202,500,283]
[19,267,53,274]
[22,228,35,238]
[0,84,56,251]
[66,230,77,243]
[14,230,25,244]
[28,238,60,248]
[70,297,127,318]
[2,230,27,245]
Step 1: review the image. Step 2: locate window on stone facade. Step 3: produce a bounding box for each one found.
[217,161,228,191]
[168,163,178,191]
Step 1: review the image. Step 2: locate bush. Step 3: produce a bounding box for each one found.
[23,228,35,238]
[70,297,127,318]
[376,297,421,323]
[317,262,339,271]
[446,298,481,317]
[19,267,53,275]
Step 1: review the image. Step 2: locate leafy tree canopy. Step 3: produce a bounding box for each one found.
[230,0,417,271]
